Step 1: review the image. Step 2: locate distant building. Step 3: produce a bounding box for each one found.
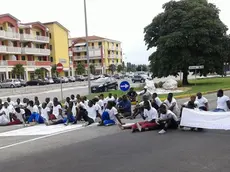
[70,35,123,74]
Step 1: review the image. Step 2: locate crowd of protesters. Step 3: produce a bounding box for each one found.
[0,86,229,134]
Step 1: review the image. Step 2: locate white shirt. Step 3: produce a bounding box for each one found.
[139,100,152,107]
[1,107,9,120]
[15,109,25,123]
[47,101,53,109]
[87,105,97,121]
[106,96,115,102]
[77,102,87,110]
[32,105,39,114]
[217,95,230,111]
[52,105,62,119]
[0,108,10,124]
[98,99,105,109]
[106,107,118,121]
[159,110,178,121]
[95,103,102,115]
[7,104,15,113]
[164,98,180,116]
[41,107,50,121]
[7,101,14,106]
[195,97,208,108]
[143,107,158,121]
[155,97,162,107]
[183,101,199,107]
[64,101,69,108]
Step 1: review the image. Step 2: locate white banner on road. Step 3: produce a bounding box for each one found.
[181,108,230,130]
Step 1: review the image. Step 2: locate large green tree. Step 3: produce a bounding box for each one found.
[12,64,25,79]
[51,64,57,77]
[76,63,85,75]
[136,64,148,72]
[109,64,116,74]
[144,0,229,85]
[117,64,124,73]
[35,68,45,79]
[90,64,96,75]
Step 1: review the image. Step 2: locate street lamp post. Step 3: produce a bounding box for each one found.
[84,0,91,94]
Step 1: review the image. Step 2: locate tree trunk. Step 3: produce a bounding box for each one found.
[182,70,189,85]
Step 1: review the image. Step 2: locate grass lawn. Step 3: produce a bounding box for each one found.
[87,77,230,100]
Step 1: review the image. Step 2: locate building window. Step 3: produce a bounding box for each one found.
[98,42,102,46]
[36,32,40,36]
[117,59,119,63]
[92,43,94,47]
[116,52,118,55]
[77,53,80,56]
[36,44,39,48]
[50,45,52,50]
[50,57,53,62]
[13,42,17,47]
[38,57,41,61]
[21,56,26,61]
[92,60,95,63]
[108,51,110,54]
[84,52,87,55]
[85,60,87,64]
[1,41,4,45]
[0,27,3,30]
[3,56,6,60]
[116,44,118,47]
[49,33,52,39]
[19,29,23,34]
[99,59,102,63]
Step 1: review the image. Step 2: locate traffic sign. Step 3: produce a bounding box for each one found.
[56,63,63,73]
[189,65,204,70]
[120,81,130,92]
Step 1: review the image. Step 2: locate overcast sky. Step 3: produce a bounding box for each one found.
[0,0,229,64]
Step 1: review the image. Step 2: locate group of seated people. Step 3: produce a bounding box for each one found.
[0,87,229,134]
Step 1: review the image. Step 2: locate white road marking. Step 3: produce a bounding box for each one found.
[0,123,98,150]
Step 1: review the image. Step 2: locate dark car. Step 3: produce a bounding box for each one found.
[19,79,27,87]
[132,75,145,83]
[53,77,61,83]
[75,75,85,82]
[27,79,46,86]
[91,77,118,93]
[113,74,120,79]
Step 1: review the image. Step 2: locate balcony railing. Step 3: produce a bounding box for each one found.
[20,34,49,43]
[0,60,51,67]
[5,31,20,40]
[22,47,50,56]
[6,46,21,54]
[108,54,115,58]
[73,47,87,52]
[0,46,7,53]
[69,51,73,57]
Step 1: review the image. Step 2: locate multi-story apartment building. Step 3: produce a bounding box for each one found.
[0,13,51,81]
[43,22,70,76]
[70,35,123,74]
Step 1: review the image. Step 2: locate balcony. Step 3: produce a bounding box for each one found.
[0,31,20,40]
[108,46,115,51]
[73,47,87,52]
[108,54,115,58]
[22,47,50,56]
[20,34,49,43]
[6,46,21,54]
[69,51,73,57]
[0,60,51,67]
[73,55,102,61]
[0,46,7,53]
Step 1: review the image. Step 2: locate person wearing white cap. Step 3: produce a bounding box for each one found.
[138,86,152,101]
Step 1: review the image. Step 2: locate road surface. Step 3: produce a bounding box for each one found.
[0,91,230,171]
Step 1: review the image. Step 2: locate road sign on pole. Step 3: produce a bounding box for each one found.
[56,63,64,73]
[56,63,64,101]
[189,65,204,86]
[120,81,130,92]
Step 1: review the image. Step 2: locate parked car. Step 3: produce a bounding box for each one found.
[91,77,118,93]
[132,75,145,83]
[0,79,21,88]
[61,77,69,83]
[27,79,46,86]
[75,75,85,82]
[19,79,27,87]
[113,74,120,79]
[53,77,61,83]
[68,76,76,82]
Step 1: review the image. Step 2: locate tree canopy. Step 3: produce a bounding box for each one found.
[76,63,85,75]
[12,64,25,79]
[144,0,230,85]
[136,64,148,72]
[117,64,124,73]
[109,64,116,74]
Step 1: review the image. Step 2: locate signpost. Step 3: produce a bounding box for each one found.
[120,81,130,92]
[56,63,64,101]
[189,65,204,86]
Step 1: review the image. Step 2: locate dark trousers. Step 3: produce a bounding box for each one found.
[77,109,94,124]
[159,119,178,131]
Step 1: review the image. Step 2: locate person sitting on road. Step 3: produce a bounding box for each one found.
[27,100,44,125]
[70,94,77,104]
[8,106,26,126]
[117,95,132,118]
[83,96,89,107]
[34,96,40,107]
[105,93,115,104]
[64,101,76,126]
[40,102,50,123]
[64,97,71,113]
[6,97,14,106]
[22,98,29,108]
[138,86,152,101]
[76,94,81,101]
[113,94,119,105]
[213,89,230,112]
[98,94,106,111]
[47,98,66,125]
[127,87,137,103]
[157,104,179,134]
[119,100,158,133]
[164,93,180,118]
[98,101,123,126]
[83,100,99,126]
[75,97,88,123]
[130,95,152,119]
[14,98,24,108]
[0,103,10,126]
[196,92,208,111]
[92,97,102,119]
[45,97,53,110]
[151,93,162,110]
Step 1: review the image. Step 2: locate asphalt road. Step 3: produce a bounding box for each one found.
[0,91,230,171]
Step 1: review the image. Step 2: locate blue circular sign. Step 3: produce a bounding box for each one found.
[120,81,130,92]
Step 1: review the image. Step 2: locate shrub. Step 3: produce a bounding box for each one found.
[154,83,158,88]
[177,80,183,87]
[158,81,164,88]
